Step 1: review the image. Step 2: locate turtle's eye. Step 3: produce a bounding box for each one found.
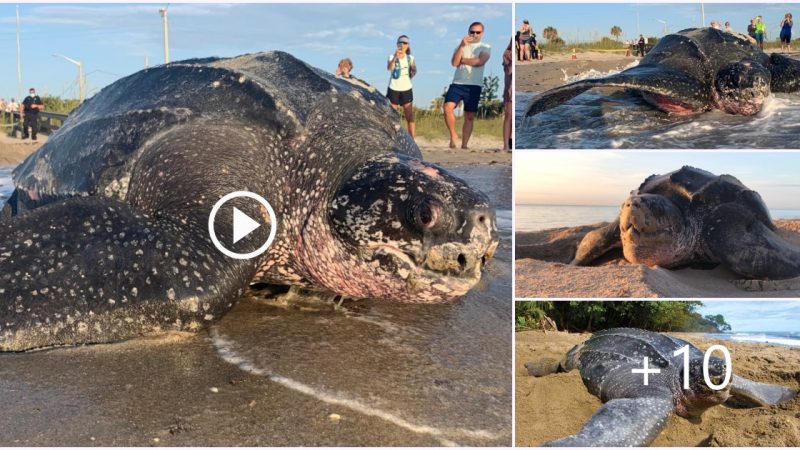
[410,199,442,232]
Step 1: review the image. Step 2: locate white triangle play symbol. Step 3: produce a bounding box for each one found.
[232,207,261,244]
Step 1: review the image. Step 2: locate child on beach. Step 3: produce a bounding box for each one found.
[336,58,354,78]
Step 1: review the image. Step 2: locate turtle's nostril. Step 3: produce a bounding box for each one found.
[478,215,486,224]
[458,254,467,270]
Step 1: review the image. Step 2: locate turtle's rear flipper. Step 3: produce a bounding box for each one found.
[524,64,709,116]
[543,396,674,447]
[706,203,800,280]
[730,374,798,407]
[0,196,259,352]
[571,218,621,265]
[524,358,562,376]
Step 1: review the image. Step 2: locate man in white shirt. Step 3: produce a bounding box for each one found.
[443,22,491,149]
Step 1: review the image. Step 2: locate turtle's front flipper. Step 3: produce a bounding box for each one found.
[769,53,800,92]
[0,196,260,351]
[730,374,798,407]
[571,218,621,265]
[543,396,674,447]
[706,203,800,279]
[525,64,709,116]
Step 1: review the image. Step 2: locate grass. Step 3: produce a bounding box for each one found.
[401,113,503,140]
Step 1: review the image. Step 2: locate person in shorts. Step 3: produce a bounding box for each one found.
[780,13,793,53]
[386,35,417,138]
[443,22,491,149]
[755,16,766,50]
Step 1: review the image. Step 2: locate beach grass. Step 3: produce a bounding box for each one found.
[402,113,503,140]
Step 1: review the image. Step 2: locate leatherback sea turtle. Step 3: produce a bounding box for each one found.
[572,166,800,280]
[0,51,499,351]
[525,328,798,447]
[525,27,800,116]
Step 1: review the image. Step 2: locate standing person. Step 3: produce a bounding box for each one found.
[519,19,532,62]
[748,18,757,39]
[780,13,793,53]
[0,98,6,123]
[755,16,766,50]
[443,22,491,150]
[20,88,44,141]
[638,35,646,57]
[502,39,513,152]
[8,98,18,117]
[386,35,417,139]
[336,58,354,78]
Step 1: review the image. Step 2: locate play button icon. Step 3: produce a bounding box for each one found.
[232,207,261,244]
[208,191,278,260]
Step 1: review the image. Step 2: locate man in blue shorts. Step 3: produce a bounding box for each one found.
[444,21,491,149]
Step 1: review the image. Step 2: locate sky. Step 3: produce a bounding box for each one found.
[515,151,800,209]
[515,3,793,43]
[697,301,800,332]
[0,3,511,108]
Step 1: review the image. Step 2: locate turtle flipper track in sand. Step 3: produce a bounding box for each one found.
[524,64,709,116]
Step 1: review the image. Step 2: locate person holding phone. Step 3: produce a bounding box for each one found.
[386,35,417,138]
[443,22,491,149]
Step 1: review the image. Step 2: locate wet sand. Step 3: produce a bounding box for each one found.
[0,134,47,166]
[516,219,800,298]
[516,52,637,92]
[0,161,512,446]
[516,329,800,447]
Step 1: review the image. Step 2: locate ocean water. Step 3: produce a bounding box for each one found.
[515,67,800,149]
[704,331,800,348]
[0,166,11,204]
[516,204,800,232]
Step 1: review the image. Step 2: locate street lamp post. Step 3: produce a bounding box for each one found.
[52,54,84,103]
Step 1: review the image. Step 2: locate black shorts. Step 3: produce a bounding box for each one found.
[387,87,413,105]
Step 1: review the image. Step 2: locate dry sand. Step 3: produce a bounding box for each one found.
[0,134,507,169]
[515,220,800,298]
[516,52,637,92]
[516,329,800,447]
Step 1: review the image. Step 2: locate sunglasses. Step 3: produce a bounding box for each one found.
[469,30,482,35]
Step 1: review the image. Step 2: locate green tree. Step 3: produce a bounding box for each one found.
[478,75,501,118]
[542,26,559,43]
[610,25,623,41]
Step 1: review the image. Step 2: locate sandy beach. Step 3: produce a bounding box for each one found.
[516,329,800,447]
[515,219,800,298]
[516,52,638,92]
[0,134,507,169]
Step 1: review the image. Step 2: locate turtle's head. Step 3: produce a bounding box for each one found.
[715,60,771,115]
[676,353,731,420]
[326,154,498,303]
[619,193,693,268]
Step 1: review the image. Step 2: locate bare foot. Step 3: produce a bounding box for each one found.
[449,141,457,149]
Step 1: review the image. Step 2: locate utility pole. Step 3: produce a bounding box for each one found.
[159,6,170,64]
[52,54,85,102]
[16,5,22,102]
[701,2,706,27]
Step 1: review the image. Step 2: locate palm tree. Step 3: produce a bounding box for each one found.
[542,26,559,42]
[610,26,623,41]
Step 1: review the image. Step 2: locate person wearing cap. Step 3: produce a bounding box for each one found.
[444,21,491,150]
[386,35,417,138]
[20,88,44,141]
[519,19,533,61]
